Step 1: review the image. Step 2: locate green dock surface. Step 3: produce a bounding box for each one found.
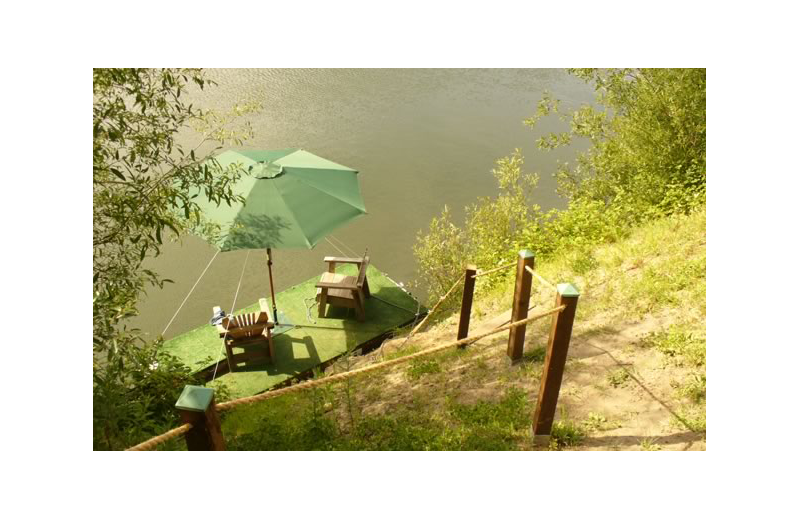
[162,264,424,399]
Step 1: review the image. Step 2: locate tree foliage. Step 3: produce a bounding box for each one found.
[93,68,251,449]
[414,68,706,298]
[413,150,539,300]
[528,68,706,218]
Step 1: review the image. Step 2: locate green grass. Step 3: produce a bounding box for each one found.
[640,438,662,451]
[581,412,613,432]
[384,343,422,360]
[607,368,632,388]
[407,359,442,380]
[671,406,706,433]
[522,346,547,363]
[549,419,586,450]
[643,325,706,367]
[676,373,706,404]
[224,386,534,450]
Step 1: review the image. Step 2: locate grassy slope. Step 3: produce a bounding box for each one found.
[219,207,706,450]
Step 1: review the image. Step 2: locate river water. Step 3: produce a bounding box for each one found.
[131,69,595,341]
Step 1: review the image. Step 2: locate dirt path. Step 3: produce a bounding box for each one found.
[343,289,702,449]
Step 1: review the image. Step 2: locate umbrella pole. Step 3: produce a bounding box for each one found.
[266,248,279,324]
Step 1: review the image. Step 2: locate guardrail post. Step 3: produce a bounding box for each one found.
[176,385,226,451]
[506,250,535,364]
[532,283,580,446]
[457,264,477,345]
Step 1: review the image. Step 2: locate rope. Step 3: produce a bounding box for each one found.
[161,249,220,337]
[215,303,565,412]
[125,423,193,451]
[384,272,464,358]
[324,237,349,257]
[524,265,557,292]
[329,234,360,257]
[127,303,566,449]
[304,296,318,324]
[410,274,465,336]
[210,250,251,382]
[472,261,516,278]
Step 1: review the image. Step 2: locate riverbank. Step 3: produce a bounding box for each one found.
[216,205,706,450]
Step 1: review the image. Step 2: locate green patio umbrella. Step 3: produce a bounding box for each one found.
[197,148,367,323]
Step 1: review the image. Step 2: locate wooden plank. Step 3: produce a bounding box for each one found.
[506,250,535,363]
[227,335,271,348]
[225,325,267,338]
[266,326,275,360]
[316,281,359,291]
[532,284,580,444]
[318,287,328,318]
[457,265,477,344]
[356,256,370,289]
[225,343,235,373]
[323,256,364,265]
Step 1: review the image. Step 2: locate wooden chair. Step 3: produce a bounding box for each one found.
[214,298,275,373]
[316,256,371,322]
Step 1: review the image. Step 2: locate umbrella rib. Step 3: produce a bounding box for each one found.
[286,170,367,214]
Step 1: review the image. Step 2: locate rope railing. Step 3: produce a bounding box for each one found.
[126,423,193,452]
[125,246,580,451]
[215,304,565,412]
[410,273,464,335]
[524,265,557,292]
[471,261,516,278]
[386,272,465,355]
[395,259,517,349]
[126,303,566,450]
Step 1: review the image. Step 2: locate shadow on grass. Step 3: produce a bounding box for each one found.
[233,334,322,376]
[579,431,706,450]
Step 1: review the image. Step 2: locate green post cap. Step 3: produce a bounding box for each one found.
[175,385,215,412]
[557,283,580,297]
[519,249,535,259]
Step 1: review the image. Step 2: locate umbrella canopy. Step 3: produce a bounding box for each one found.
[195,148,366,325]
[199,149,366,251]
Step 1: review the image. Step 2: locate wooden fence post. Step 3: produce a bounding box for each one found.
[457,264,477,345]
[532,283,580,446]
[176,385,226,451]
[506,250,535,364]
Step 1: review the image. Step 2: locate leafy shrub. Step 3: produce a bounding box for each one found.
[93,342,207,450]
[414,69,705,302]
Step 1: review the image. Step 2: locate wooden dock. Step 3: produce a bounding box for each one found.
[161,263,425,399]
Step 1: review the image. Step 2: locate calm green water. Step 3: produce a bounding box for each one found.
[132,69,594,340]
